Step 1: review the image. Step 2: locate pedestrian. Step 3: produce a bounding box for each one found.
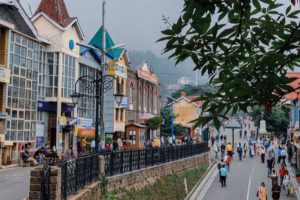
[287,144,293,163]
[254,143,257,156]
[277,148,282,164]
[224,135,227,143]
[217,160,225,182]
[239,130,242,138]
[260,146,266,164]
[267,157,274,177]
[244,130,247,138]
[213,142,219,159]
[282,171,291,196]
[225,154,231,171]
[237,143,243,161]
[117,136,123,151]
[211,134,215,147]
[257,182,267,200]
[270,169,279,187]
[243,143,248,158]
[281,148,287,166]
[278,165,288,186]
[220,164,227,187]
[226,142,233,158]
[221,143,226,158]
[272,182,281,200]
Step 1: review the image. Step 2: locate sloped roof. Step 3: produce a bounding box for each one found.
[89,26,124,59]
[32,0,84,40]
[0,0,38,38]
[185,96,203,106]
[285,72,300,100]
[34,0,75,28]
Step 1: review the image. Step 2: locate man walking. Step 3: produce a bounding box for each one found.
[221,143,226,158]
[279,165,288,186]
[243,143,248,158]
[220,165,227,187]
[281,148,287,166]
[226,142,233,158]
[260,146,266,163]
[237,143,243,161]
[239,130,242,139]
[267,157,274,177]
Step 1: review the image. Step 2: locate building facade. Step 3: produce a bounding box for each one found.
[172,92,202,138]
[31,0,84,153]
[126,62,160,141]
[0,0,44,165]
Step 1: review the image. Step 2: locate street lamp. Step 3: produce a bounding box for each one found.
[71,75,123,152]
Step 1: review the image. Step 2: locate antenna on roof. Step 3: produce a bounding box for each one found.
[28,2,33,17]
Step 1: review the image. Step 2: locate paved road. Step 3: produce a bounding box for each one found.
[204,121,298,200]
[0,167,32,200]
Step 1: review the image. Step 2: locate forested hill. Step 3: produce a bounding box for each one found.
[128,50,207,85]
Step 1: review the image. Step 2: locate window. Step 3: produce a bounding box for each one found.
[120,109,123,121]
[115,109,119,121]
[62,54,75,98]
[128,82,133,110]
[153,89,157,114]
[129,130,136,145]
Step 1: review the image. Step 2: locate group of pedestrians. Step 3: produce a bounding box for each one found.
[258,138,295,200]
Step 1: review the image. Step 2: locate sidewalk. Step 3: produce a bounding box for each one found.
[286,163,300,199]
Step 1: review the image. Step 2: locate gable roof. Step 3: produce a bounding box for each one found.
[285,72,300,100]
[169,96,202,107]
[89,26,125,60]
[32,0,84,40]
[0,0,38,38]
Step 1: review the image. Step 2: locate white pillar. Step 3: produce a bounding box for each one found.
[56,52,63,153]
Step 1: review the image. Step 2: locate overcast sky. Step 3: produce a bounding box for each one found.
[20,0,183,56]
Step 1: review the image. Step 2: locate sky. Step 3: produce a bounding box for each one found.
[20,0,184,56]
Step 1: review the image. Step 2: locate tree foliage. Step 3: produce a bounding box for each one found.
[160,107,190,136]
[171,84,216,99]
[159,0,300,129]
[249,106,289,136]
[146,116,164,130]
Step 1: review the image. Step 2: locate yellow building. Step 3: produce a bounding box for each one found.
[172,92,202,138]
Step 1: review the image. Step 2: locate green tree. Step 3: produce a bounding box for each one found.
[159,0,300,129]
[146,116,164,130]
[160,107,190,136]
[249,105,289,136]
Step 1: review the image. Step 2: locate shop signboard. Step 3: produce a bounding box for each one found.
[107,61,127,79]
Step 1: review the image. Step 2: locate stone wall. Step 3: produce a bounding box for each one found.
[29,166,61,200]
[107,152,209,193]
[27,153,209,199]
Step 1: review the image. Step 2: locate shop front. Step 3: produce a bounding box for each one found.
[125,123,146,150]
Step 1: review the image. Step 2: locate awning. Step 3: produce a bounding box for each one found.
[78,128,95,137]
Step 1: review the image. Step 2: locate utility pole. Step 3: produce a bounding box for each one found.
[100,0,106,150]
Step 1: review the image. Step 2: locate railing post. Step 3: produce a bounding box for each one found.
[110,152,114,176]
[138,150,140,169]
[120,151,124,173]
[152,148,154,166]
[145,149,148,166]
[129,150,133,171]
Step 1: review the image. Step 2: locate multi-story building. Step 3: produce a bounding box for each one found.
[78,26,128,141]
[31,0,84,153]
[126,61,160,140]
[171,91,202,138]
[285,72,300,170]
[0,0,45,165]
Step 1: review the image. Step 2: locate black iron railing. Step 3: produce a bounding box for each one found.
[41,163,51,200]
[40,152,99,200]
[101,142,208,176]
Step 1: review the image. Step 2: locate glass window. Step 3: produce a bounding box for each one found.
[17,131,23,141]
[12,110,17,118]
[25,111,30,120]
[11,120,17,130]
[19,99,25,109]
[12,87,18,97]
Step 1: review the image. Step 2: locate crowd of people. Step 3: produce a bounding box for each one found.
[212,119,295,199]
[21,143,58,165]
